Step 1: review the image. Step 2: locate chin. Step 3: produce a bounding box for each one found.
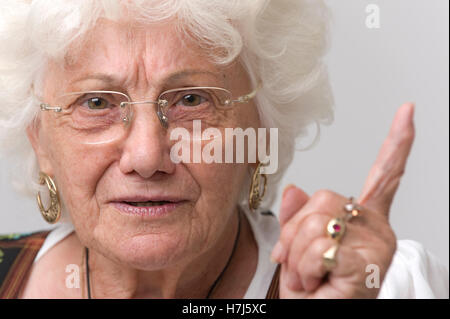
[110,232,195,271]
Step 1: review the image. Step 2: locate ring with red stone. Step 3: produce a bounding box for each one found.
[326,217,346,242]
[343,197,365,221]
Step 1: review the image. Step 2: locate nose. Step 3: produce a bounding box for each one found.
[119,104,176,179]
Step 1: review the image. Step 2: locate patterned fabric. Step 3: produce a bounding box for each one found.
[0,231,50,299]
[0,233,34,241]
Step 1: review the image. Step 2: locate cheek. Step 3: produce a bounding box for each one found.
[43,125,116,222]
[181,112,257,212]
[187,162,247,215]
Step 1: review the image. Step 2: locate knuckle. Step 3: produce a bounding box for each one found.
[313,189,336,205]
[398,128,415,143]
[280,222,297,244]
[377,223,397,250]
[302,214,327,236]
[310,237,331,256]
[385,229,397,255]
[287,250,301,271]
[286,240,303,270]
[388,170,405,187]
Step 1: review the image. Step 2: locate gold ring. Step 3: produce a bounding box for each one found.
[322,244,339,271]
[326,217,346,242]
[344,197,365,221]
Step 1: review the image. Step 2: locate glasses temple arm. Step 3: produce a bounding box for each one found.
[40,103,62,112]
[232,82,262,103]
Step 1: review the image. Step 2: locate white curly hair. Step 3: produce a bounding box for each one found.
[0,0,334,219]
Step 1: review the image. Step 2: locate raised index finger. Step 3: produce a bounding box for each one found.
[358,103,415,216]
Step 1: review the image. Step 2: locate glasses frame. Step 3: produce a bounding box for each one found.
[39,85,260,129]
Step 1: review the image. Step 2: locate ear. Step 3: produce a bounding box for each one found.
[26,118,54,176]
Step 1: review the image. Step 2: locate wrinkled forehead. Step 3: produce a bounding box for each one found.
[44,19,236,95]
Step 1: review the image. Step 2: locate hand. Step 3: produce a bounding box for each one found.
[271,103,415,298]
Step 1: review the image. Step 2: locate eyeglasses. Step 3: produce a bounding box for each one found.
[38,85,259,145]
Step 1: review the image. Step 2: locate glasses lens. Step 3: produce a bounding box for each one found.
[159,87,232,129]
[49,87,238,143]
[56,91,130,144]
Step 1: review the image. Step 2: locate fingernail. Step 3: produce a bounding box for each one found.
[404,102,415,121]
[282,184,296,200]
[407,102,415,122]
[399,103,415,130]
[271,241,286,264]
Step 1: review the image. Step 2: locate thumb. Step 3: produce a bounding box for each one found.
[279,184,310,226]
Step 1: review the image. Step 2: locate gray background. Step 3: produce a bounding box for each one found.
[0,1,448,269]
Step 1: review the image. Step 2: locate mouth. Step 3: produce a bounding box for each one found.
[110,197,186,218]
[123,200,173,207]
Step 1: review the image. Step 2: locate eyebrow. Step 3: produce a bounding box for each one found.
[71,69,224,88]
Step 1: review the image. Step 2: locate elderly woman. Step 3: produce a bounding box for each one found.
[0,0,447,299]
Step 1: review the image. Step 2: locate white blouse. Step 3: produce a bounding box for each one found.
[34,207,449,299]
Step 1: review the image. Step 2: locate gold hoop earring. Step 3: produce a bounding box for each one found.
[36,172,61,224]
[248,162,267,212]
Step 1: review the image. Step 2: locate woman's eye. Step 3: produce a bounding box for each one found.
[178,94,206,107]
[86,97,109,110]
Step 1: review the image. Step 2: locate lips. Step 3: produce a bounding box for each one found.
[110,196,186,218]
[111,195,185,204]
[125,200,172,207]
